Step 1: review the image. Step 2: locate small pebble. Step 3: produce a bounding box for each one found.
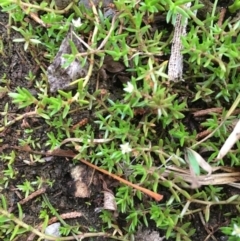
[44,222,61,241]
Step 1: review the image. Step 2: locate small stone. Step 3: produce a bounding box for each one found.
[44,222,61,241]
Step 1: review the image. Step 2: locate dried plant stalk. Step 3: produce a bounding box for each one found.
[168,3,191,82]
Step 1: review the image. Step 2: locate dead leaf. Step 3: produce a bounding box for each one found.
[103,191,117,212]
[217,119,240,160]
[152,165,240,186]
[47,30,88,92]
[70,165,98,198]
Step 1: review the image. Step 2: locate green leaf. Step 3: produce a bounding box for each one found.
[204,205,210,222]
[229,0,240,13]
[185,148,200,176]
[17,203,23,220]
[69,40,79,55]
[1,195,8,210]
[0,215,10,223]
[10,225,19,241]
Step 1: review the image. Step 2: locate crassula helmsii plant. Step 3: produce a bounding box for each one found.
[0,0,240,240]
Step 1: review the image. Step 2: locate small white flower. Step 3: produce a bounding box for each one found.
[72,18,82,28]
[232,224,240,237]
[123,82,134,93]
[120,142,132,154]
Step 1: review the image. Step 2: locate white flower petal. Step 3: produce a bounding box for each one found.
[123,82,134,93]
[72,18,82,28]
[120,142,132,154]
[232,224,240,237]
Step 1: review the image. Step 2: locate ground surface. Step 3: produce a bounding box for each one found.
[0,1,239,241]
[0,10,117,240]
